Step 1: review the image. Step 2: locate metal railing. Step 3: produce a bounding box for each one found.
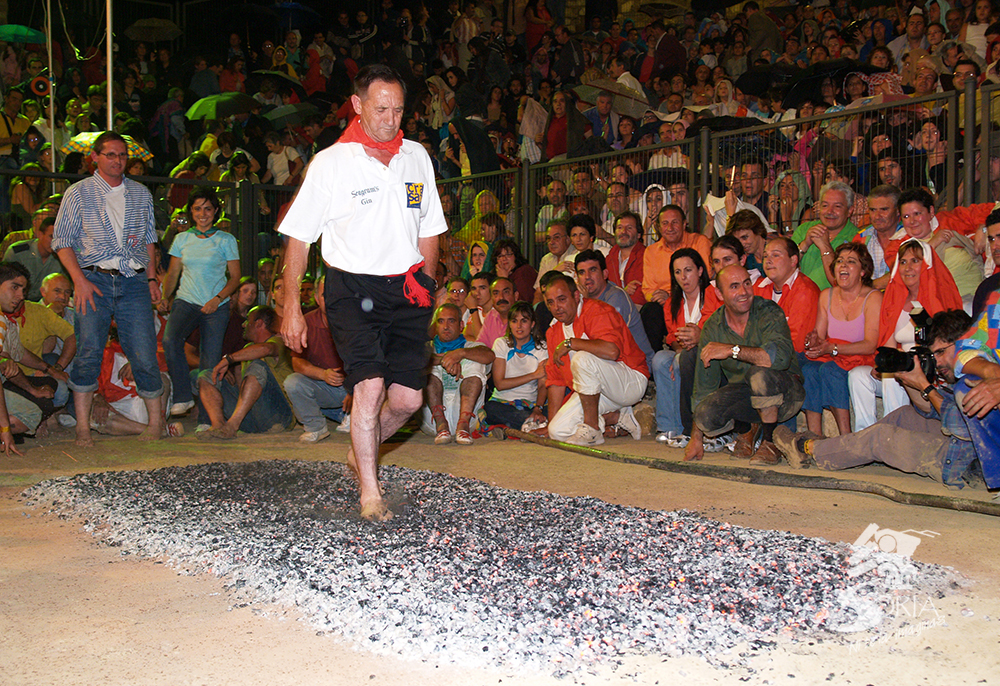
[7,81,1000,278]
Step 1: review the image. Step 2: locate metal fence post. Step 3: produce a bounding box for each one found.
[699,127,710,235]
[965,77,976,206]
[241,179,256,279]
[946,88,959,211]
[520,159,535,265]
[980,83,993,204]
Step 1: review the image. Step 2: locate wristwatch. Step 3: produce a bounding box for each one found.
[920,384,936,401]
[832,344,839,357]
[731,344,741,359]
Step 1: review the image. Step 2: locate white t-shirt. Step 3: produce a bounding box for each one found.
[279,140,447,275]
[267,146,301,185]
[491,337,549,403]
[98,184,127,270]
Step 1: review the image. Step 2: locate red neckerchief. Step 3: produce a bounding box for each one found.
[338,116,403,155]
[5,302,24,327]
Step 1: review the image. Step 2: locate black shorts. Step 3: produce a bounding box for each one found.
[325,267,435,393]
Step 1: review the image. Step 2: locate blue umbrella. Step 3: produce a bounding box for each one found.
[273,2,323,32]
[0,24,45,43]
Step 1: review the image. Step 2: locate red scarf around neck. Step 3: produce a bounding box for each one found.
[5,302,24,327]
[339,116,403,155]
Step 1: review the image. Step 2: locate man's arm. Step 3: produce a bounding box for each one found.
[55,335,76,371]
[418,234,438,279]
[55,247,103,315]
[438,344,496,376]
[561,337,619,361]
[291,354,345,386]
[279,237,310,352]
[210,340,279,383]
[958,357,1000,418]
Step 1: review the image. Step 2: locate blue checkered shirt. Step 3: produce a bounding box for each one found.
[855,224,898,279]
[52,173,156,277]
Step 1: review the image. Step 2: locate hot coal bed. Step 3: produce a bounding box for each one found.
[22,460,961,676]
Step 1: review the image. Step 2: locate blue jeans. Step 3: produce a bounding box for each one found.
[483,399,534,429]
[283,372,347,432]
[653,349,683,435]
[162,299,230,404]
[801,358,851,413]
[70,270,163,397]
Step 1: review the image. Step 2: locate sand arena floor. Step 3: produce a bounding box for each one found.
[2,420,1000,685]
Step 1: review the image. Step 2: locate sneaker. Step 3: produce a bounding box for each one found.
[749,439,782,466]
[704,432,736,453]
[299,428,331,443]
[489,426,507,440]
[565,423,605,447]
[169,400,196,416]
[521,417,547,432]
[772,426,815,469]
[616,406,642,440]
[656,431,690,448]
[336,414,351,433]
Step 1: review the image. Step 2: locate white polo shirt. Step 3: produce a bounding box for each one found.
[279,139,447,276]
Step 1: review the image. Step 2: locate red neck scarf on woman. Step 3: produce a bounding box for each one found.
[878,240,963,347]
[339,116,403,156]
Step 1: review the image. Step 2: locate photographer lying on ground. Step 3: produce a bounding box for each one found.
[772,310,985,489]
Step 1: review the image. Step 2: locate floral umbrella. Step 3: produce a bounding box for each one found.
[60,132,154,163]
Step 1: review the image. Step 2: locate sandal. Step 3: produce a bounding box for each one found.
[431,405,451,444]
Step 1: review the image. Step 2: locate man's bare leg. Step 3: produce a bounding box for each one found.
[73,390,95,447]
[426,375,449,437]
[348,378,422,521]
[138,386,165,441]
[199,377,227,430]
[455,378,482,434]
[214,376,263,439]
[580,392,601,430]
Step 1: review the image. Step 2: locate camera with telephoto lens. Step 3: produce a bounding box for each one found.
[874,307,936,379]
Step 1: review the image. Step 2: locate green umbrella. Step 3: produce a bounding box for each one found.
[185,92,258,120]
[0,24,45,43]
[263,102,318,129]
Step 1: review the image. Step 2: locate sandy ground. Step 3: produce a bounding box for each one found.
[2,422,1000,685]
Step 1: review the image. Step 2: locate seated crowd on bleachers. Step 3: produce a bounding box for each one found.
[1,0,1000,488]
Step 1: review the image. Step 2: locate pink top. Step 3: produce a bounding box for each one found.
[826,289,874,343]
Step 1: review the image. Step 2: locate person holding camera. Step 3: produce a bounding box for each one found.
[847,238,963,431]
[774,310,983,489]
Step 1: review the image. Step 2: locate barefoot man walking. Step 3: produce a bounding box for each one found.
[279,65,446,520]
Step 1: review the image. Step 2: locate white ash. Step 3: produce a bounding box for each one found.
[22,461,962,675]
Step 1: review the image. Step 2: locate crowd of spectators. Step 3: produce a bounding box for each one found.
[0,0,998,488]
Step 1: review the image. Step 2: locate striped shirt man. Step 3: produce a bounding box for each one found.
[52,173,156,277]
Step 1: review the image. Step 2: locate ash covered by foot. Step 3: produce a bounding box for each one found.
[22,461,961,674]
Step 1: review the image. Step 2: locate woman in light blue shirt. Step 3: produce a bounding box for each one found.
[160,187,241,415]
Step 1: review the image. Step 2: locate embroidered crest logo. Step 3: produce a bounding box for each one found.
[406,182,423,208]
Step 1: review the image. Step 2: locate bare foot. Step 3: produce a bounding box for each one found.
[346,448,384,495]
[359,494,393,522]
[74,429,94,447]
[346,447,361,482]
[137,427,162,442]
